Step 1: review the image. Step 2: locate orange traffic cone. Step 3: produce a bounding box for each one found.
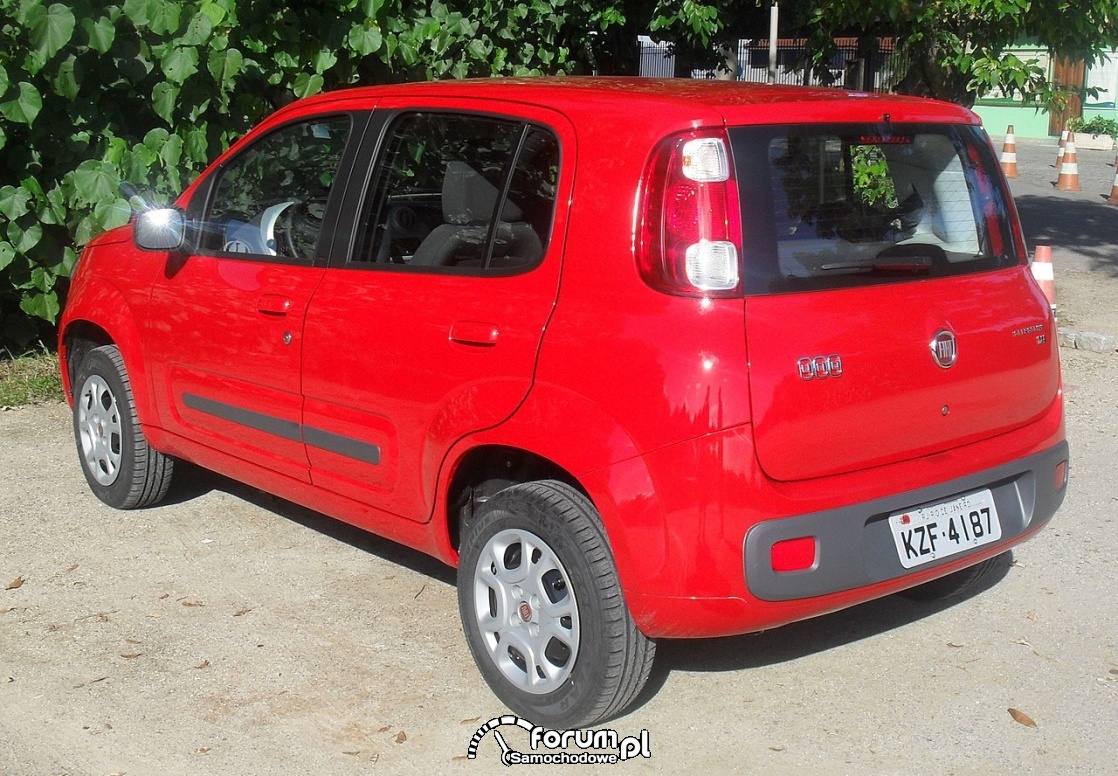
[1055,127,1068,168]
[1055,133,1081,191]
[1000,125,1018,178]
[1108,156,1118,205]
[1031,244,1056,310]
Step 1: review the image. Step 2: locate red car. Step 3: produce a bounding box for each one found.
[59,78,1068,727]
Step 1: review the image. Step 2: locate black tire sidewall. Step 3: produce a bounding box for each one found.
[72,346,144,509]
[457,483,620,728]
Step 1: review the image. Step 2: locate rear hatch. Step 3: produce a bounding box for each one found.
[730,122,1059,482]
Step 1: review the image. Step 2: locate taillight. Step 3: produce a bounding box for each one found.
[637,130,742,297]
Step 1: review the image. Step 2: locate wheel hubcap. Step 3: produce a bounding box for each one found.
[472,528,580,695]
[77,374,122,486]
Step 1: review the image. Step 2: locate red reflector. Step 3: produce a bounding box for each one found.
[1055,460,1068,490]
[771,537,817,573]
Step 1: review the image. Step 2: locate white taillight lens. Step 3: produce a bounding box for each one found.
[685,239,739,290]
[637,130,742,297]
[681,138,730,182]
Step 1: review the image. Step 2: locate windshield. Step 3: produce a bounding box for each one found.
[730,123,1021,295]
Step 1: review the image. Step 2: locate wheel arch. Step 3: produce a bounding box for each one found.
[434,385,671,608]
[60,279,155,428]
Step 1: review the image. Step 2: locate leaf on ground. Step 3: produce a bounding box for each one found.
[158,593,170,600]
[119,652,142,659]
[65,563,79,572]
[73,676,108,688]
[947,642,965,648]
[1008,707,1038,728]
[181,600,204,607]
[375,725,391,733]
[233,607,252,617]
[125,638,141,644]
[6,576,24,590]
[460,716,480,724]
[1027,611,1039,621]
[3,676,13,683]
[1109,669,1118,675]
[193,660,210,670]
[395,731,407,743]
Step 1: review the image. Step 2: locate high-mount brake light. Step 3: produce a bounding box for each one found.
[637,130,742,297]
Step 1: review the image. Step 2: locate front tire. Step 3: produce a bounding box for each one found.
[72,345,173,509]
[457,480,655,728]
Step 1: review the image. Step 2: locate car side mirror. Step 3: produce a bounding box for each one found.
[134,208,186,252]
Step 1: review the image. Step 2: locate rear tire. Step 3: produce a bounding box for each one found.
[72,345,173,509]
[898,554,1002,601]
[457,480,655,727]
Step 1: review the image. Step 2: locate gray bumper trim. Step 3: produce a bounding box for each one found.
[744,441,1069,602]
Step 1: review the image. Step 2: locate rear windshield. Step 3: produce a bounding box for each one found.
[729,124,1020,295]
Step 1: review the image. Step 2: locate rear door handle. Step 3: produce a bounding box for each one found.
[449,321,499,346]
[257,294,293,315]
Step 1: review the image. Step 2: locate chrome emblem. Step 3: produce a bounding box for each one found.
[798,355,843,380]
[930,330,957,369]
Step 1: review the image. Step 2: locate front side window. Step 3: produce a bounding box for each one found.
[731,123,1020,294]
[199,116,351,262]
[354,112,559,272]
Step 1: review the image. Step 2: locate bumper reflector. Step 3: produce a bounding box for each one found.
[1055,460,1068,490]
[771,536,817,573]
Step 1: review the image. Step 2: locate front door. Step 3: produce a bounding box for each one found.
[147,115,356,481]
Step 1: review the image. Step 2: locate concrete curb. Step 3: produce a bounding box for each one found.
[1058,327,1116,353]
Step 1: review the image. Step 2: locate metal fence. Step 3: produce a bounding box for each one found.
[638,37,907,93]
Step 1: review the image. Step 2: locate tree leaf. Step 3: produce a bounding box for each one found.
[152,81,179,125]
[27,3,77,63]
[0,241,15,272]
[292,72,324,99]
[0,82,44,125]
[0,185,33,220]
[347,23,383,56]
[69,160,120,206]
[161,46,200,84]
[81,16,117,53]
[1008,707,1038,728]
[51,54,81,100]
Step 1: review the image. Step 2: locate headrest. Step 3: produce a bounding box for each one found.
[442,161,523,225]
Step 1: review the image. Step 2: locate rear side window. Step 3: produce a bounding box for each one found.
[731,124,1020,295]
[353,112,559,273]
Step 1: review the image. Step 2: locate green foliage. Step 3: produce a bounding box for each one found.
[0,0,618,349]
[1069,115,1118,138]
[850,145,898,209]
[795,1,1118,107]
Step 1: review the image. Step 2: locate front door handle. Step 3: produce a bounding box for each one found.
[257,294,292,315]
[450,321,499,346]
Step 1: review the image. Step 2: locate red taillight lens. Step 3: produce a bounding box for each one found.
[637,130,742,297]
[771,537,817,573]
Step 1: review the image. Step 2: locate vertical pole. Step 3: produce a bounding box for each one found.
[768,2,779,84]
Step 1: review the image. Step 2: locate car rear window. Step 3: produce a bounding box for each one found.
[729,124,1021,295]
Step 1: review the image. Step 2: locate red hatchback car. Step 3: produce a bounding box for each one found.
[59,78,1068,727]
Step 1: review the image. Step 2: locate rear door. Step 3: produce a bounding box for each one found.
[731,124,1059,482]
[146,114,359,480]
[300,102,571,520]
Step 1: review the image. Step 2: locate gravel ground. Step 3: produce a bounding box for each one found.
[2,138,1116,776]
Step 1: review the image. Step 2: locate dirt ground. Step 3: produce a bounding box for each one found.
[2,163,1117,773]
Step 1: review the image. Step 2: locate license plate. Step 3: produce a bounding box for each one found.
[888,490,1001,569]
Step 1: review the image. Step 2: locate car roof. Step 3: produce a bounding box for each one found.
[284,76,981,127]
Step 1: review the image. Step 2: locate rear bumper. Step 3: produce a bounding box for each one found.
[743,440,1068,601]
[603,427,1068,640]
